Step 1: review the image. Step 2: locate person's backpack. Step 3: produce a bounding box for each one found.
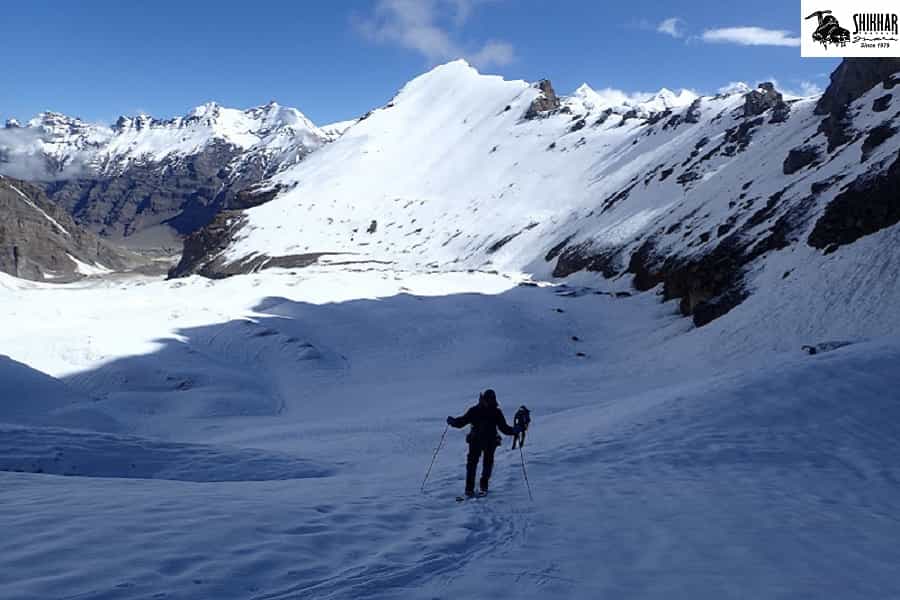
[516,406,531,429]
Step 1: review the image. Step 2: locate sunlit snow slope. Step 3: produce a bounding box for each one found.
[179,58,900,327]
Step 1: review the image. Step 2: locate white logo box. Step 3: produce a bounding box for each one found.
[802,0,900,57]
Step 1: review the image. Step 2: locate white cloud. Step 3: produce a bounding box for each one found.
[353,0,515,69]
[779,80,824,99]
[717,81,752,94]
[590,88,654,106]
[701,27,801,47]
[657,17,684,38]
[798,81,824,96]
[715,78,823,99]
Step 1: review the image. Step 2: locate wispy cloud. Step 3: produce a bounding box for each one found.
[656,17,684,38]
[717,81,752,94]
[774,79,824,98]
[353,0,514,69]
[701,27,800,47]
[716,78,823,99]
[798,81,824,96]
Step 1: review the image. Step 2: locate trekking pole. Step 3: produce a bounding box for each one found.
[519,445,534,501]
[421,424,449,493]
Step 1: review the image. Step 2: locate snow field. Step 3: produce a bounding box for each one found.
[2,263,900,598]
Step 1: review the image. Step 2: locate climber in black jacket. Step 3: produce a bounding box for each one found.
[447,389,518,497]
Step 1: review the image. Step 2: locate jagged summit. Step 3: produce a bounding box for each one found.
[567,83,697,115]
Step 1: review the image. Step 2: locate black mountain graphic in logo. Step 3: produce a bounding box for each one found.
[805,10,851,48]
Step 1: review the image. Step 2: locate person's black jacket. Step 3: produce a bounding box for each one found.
[448,403,516,447]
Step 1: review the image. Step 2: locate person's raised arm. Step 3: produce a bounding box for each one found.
[447,407,473,428]
[495,409,516,436]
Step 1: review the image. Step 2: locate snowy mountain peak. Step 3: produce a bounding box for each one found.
[566,83,697,115]
[113,114,154,132]
[188,101,222,120]
[1,101,330,182]
[4,118,21,129]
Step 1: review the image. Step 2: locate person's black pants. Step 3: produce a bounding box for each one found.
[466,443,497,493]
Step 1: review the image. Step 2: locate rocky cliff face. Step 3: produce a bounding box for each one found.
[0,175,145,281]
[815,58,900,116]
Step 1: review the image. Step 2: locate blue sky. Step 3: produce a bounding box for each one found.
[1,0,837,126]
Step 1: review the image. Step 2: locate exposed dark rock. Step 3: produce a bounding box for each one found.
[743,83,785,118]
[815,58,900,116]
[645,109,672,126]
[676,170,701,186]
[817,106,854,152]
[0,176,144,281]
[873,94,893,113]
[627,238,748,327]
[802,341,854,355]
[523,80,560,119]
[808,150,900,250]
[745,188,789,230]
[569,118,587,133]
[39,140,290,249]
[783,146,820,175]
[811,175,845,195]
[684,98,703,124]
[770,101,792,124]
[618,109,639,125]
[367,220,378,234]
[545,235,575,262]
[230,185,283,210]
[722,117,764,156]
[487,230,522,253]
[168,207,340,279]
[663,114,683,130]
[861,123,897,161]
[552,242,620,278]
[593,109,613,127]
[168,210,246,278]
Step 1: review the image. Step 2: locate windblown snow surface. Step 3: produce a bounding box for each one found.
[2,230,900,599]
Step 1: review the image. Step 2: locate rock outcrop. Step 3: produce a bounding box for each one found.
[743,82,788,119]
[808,150,900,252]
[0,175,144,281]
[815,58,900,116]
[524,80,561,119]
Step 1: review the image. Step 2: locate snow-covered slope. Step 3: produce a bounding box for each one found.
[174,58,900,327]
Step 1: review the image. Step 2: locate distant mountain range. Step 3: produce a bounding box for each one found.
[0,102,349,248]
